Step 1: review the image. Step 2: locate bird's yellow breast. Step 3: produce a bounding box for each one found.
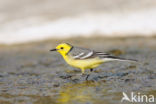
[63,55,104,70]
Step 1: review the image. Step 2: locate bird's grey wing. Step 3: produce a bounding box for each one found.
[95,51,123,59]
[68,47,119,60]
[68,47,97,59]
[95,51,114,58]
[68,47,137,61]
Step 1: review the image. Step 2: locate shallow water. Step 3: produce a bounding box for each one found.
[0,37,156,104]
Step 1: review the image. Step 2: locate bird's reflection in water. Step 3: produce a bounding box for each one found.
[57,80,108,104]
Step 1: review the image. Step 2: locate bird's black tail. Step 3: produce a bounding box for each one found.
[102,56,137,62]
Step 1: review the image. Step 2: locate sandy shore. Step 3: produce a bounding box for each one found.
[0,36,156,104]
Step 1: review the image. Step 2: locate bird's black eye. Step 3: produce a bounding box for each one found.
[60,47,64,49]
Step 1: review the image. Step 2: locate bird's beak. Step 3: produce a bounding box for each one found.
[50,49,57,51]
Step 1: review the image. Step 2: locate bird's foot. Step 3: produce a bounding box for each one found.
[81,73,90,80]
[85,74,90,80]
[81,73,86,77]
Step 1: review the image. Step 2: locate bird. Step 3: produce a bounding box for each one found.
[50,43,137,80]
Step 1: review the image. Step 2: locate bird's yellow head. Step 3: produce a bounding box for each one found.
[50,43,73,55]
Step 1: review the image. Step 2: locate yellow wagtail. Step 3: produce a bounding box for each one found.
[50,43,137,80]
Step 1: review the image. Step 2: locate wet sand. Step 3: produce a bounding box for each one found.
[0,36,156,104]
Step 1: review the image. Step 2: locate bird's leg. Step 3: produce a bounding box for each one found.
[81,69,84,75]
[90,68,93,72]
[86,68,93,80]
[86,74,90,80]
[81,69,89,80]
[81,69,86,77]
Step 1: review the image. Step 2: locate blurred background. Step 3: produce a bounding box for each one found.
[0,0,156,44]
[0,1,156,104]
